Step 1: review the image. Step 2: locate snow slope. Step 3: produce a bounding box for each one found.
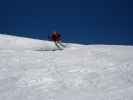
[0,34,133,100]
[0,34,62,50]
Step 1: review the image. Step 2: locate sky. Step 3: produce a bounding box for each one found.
[0,0,133,45]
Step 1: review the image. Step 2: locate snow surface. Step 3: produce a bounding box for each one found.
[0,34,133,100]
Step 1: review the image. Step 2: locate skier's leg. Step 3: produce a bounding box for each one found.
[58,41,66,47]
[54,41,62,50]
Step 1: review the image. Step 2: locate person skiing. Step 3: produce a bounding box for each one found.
[51,31,65,49]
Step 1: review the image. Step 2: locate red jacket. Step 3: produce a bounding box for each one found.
[51,32,61,41]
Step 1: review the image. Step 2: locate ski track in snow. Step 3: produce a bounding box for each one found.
[0,34,133,100]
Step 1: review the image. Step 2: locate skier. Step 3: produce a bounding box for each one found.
[51,31,65,49]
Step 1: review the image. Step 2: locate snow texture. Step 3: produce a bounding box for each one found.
[0,34,133,100]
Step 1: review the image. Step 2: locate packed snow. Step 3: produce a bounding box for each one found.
[0,34,133,100]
